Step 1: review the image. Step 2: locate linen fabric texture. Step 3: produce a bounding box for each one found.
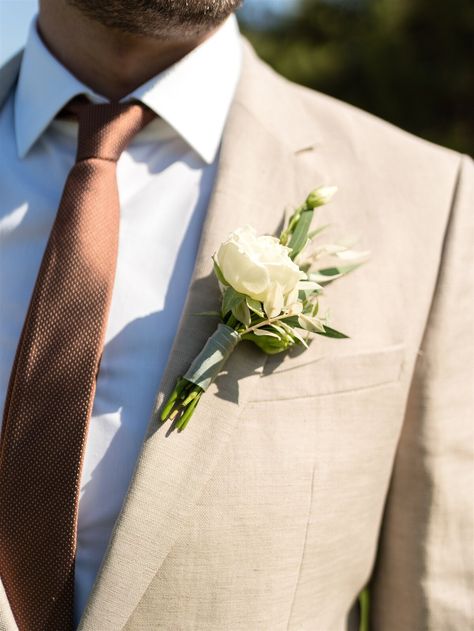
[0,39,472,631]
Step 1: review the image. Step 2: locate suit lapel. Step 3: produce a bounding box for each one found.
[76,43,326,631]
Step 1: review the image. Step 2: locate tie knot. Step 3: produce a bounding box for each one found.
[70,100,156,162]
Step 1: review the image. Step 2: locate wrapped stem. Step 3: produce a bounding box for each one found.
[161,324,241,430]
[183,323,241,390]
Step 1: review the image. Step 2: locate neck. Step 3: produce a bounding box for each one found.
[37,0,214,101]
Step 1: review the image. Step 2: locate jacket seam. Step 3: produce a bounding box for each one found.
[286,460,317,630]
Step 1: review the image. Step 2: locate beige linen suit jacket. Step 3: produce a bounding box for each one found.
[0,40,472,631]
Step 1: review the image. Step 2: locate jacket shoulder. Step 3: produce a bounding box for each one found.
[241,43,463,197]
[284,75,463,184]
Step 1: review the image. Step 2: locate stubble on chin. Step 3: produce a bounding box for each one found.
[66,0,243,39]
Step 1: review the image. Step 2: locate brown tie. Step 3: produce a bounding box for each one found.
[0,100,155,631]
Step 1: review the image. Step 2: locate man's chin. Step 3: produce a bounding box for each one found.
[66,0,243,39]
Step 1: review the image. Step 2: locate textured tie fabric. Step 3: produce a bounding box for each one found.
[0,100,155,631]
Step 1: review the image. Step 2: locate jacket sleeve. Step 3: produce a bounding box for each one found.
[369,154,474,630]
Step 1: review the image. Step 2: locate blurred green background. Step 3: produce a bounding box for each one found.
[238,0,473,155]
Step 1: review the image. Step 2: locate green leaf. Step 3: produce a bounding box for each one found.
[232,300,251,327]
[311,263,362,285]
[222,286,245,317]
[280,315,300,328]
[212,257,228,285]
[288,208,314,259]
[317,325,349,339]
[298,287,321,306]
[246,296,264,317]
[253,328,280,339]
[298,290,312,303]
[279,321,309,348]
[278,321,294,335]
[268,323,288,337]
[298,313,326,333]
[318,264,360,276]
[291,328,309,348]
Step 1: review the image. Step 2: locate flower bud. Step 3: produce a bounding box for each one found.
[243,331,294,355]
[306,186,338,209]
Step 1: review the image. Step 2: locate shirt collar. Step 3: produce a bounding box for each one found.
[14,15,242,163]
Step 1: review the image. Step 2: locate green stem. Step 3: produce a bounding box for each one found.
[279,203,306,245]
[226,314,238,329]
[160,379,186,421]
[182,389,200,407]
[176,393,201,432]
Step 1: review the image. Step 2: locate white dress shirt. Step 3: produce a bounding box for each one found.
[0,16,241,625]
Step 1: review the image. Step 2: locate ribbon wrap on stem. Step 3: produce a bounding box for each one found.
[183,323,241,391]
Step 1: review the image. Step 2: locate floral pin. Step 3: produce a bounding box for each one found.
[161,186,369,431]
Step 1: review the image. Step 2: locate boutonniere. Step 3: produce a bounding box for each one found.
[162,186,369,431]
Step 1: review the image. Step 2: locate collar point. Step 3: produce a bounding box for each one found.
[17,143,30,160]
[15,123,34,159]
[200,149,218,166]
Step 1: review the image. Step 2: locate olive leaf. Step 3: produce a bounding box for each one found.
[221,286,246,317]
[298,313,326,333]
[288,209,314,260]
[246,296,264,317]
[232,300,251,327]
[317,325,349,339]
[310,262,362,285]
[253,329,280,339]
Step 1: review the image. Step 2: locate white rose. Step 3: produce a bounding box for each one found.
[216,225,305,318]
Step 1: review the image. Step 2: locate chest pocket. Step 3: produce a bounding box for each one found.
[249,343,406,402]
